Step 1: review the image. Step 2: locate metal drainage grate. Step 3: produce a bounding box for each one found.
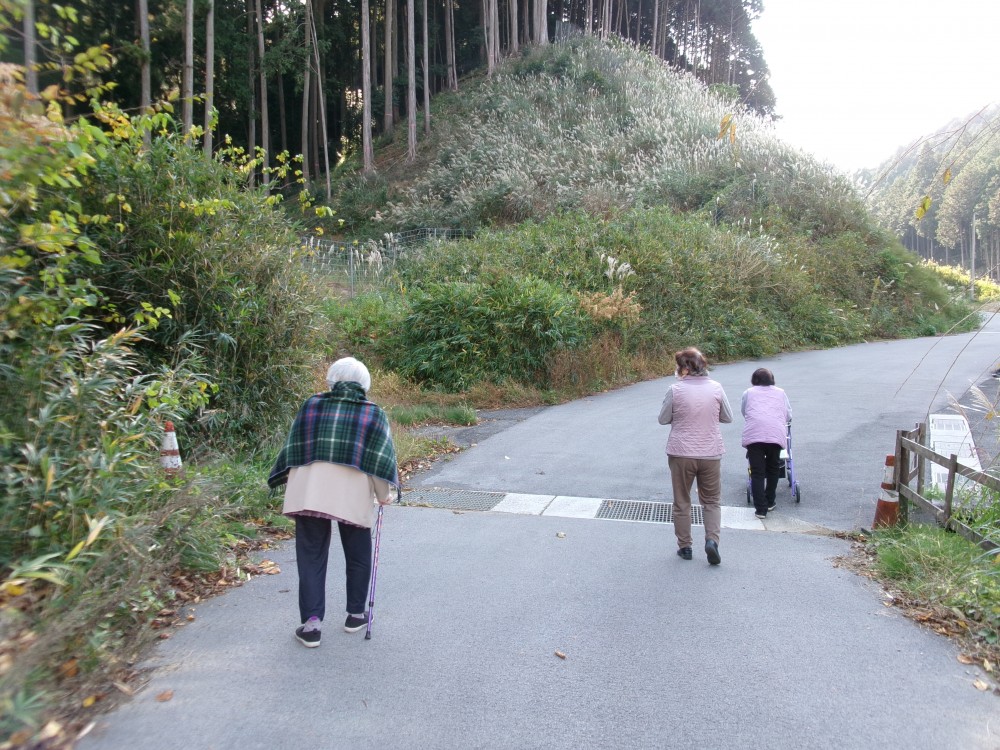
[596,500,704,525]
[401,487,505,512]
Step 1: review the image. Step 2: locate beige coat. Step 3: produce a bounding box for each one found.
[283,461,392,528]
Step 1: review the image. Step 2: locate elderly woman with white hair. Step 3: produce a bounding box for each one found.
[268,357,399,648]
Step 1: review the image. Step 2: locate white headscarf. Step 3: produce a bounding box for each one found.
[326,356,372,392]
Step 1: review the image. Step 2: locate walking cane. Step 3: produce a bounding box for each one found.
[365,483,398,640]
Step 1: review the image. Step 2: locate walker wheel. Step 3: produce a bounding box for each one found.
[794,483,802,503]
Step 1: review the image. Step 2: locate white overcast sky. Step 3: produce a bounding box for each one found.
[752,0,1000,172]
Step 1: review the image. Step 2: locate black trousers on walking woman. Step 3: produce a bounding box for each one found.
[295,515,372,624]
[746,442,782,515]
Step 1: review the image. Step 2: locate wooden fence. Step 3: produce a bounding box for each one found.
[895,423,999,552]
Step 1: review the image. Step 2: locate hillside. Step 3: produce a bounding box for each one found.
[338,35,848,235]
[862,106,1000,272]
[327,35,977,389]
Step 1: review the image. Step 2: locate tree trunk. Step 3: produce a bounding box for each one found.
[492,0,500,60]
[370,4,378,99]
[445,0,458,90]
[300,0,311,187]
[508,0,519,53]
[308,2,332,200]
[23,0,38,96]
[362,0,375,172]
[183,0,194,134]
[137,0,151,149]
[203,0,214,156]
[483,0,494,76]
[406,0,417,160]
[245,0,256,184]
[422,0,430,134]
[138,0,150,111]
[383,0,395,133]
[254,0,270,184]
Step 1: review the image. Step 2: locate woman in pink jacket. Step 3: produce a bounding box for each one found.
[658,347,733,565]
[741,368,792,520]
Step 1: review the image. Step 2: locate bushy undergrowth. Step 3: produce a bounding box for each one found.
[325,207,975,391]
[872,525,1000,649]
[78,122,321,446]
[923,261,1000,302]
[385,276,589,389]
[0,62,316,739]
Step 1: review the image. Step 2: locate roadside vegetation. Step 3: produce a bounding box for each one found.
[1,21,997,750]
[850,525,1000,691]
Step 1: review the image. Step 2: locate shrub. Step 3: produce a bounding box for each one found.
[385,276,590,389]
[0,60,316,739]
[322,291,408,364]
[76,119,321,446]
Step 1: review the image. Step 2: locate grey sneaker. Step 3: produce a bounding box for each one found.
[295,625,321,648]
[344,613,369,633]
[705,539,721,566]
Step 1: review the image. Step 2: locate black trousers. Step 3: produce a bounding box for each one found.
[295,515,372,624]
[746,442,782,513]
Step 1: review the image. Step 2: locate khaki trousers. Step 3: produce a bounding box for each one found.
[667,456,722,548]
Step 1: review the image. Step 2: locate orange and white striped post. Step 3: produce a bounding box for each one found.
[873,454,899,528]
[160,421,183,477]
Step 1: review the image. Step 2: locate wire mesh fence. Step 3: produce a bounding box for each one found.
[297,228,472,297]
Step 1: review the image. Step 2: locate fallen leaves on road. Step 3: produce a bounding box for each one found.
[398,441,461,483]
[958,653,974,664]
[243,559,281,577]
[112,681,135,696]
[556,532,566,539]
[554,650,567,660]
[59,658,79,679]
[3,720,69,749]
[156,690,174,702]
[973,679,990,691]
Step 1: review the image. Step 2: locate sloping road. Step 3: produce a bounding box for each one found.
[78,318,1000,750]
[413,314,1000,530]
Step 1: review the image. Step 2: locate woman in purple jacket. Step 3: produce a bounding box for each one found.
[741,368,792,520]
[658,347,733,565]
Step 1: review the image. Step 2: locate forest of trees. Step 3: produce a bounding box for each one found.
[865,107,1000,282]
[4,0,774,186]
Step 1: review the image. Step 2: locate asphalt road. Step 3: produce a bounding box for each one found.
[77,318,1000,750]
[413,312,1000,531]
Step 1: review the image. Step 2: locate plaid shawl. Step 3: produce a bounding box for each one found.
[268,382,398,489]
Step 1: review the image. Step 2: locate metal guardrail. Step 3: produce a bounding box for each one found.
[297,228,472,296]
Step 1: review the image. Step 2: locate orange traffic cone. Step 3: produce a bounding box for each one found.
[873,454,898,528]
[160,421,183,477]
